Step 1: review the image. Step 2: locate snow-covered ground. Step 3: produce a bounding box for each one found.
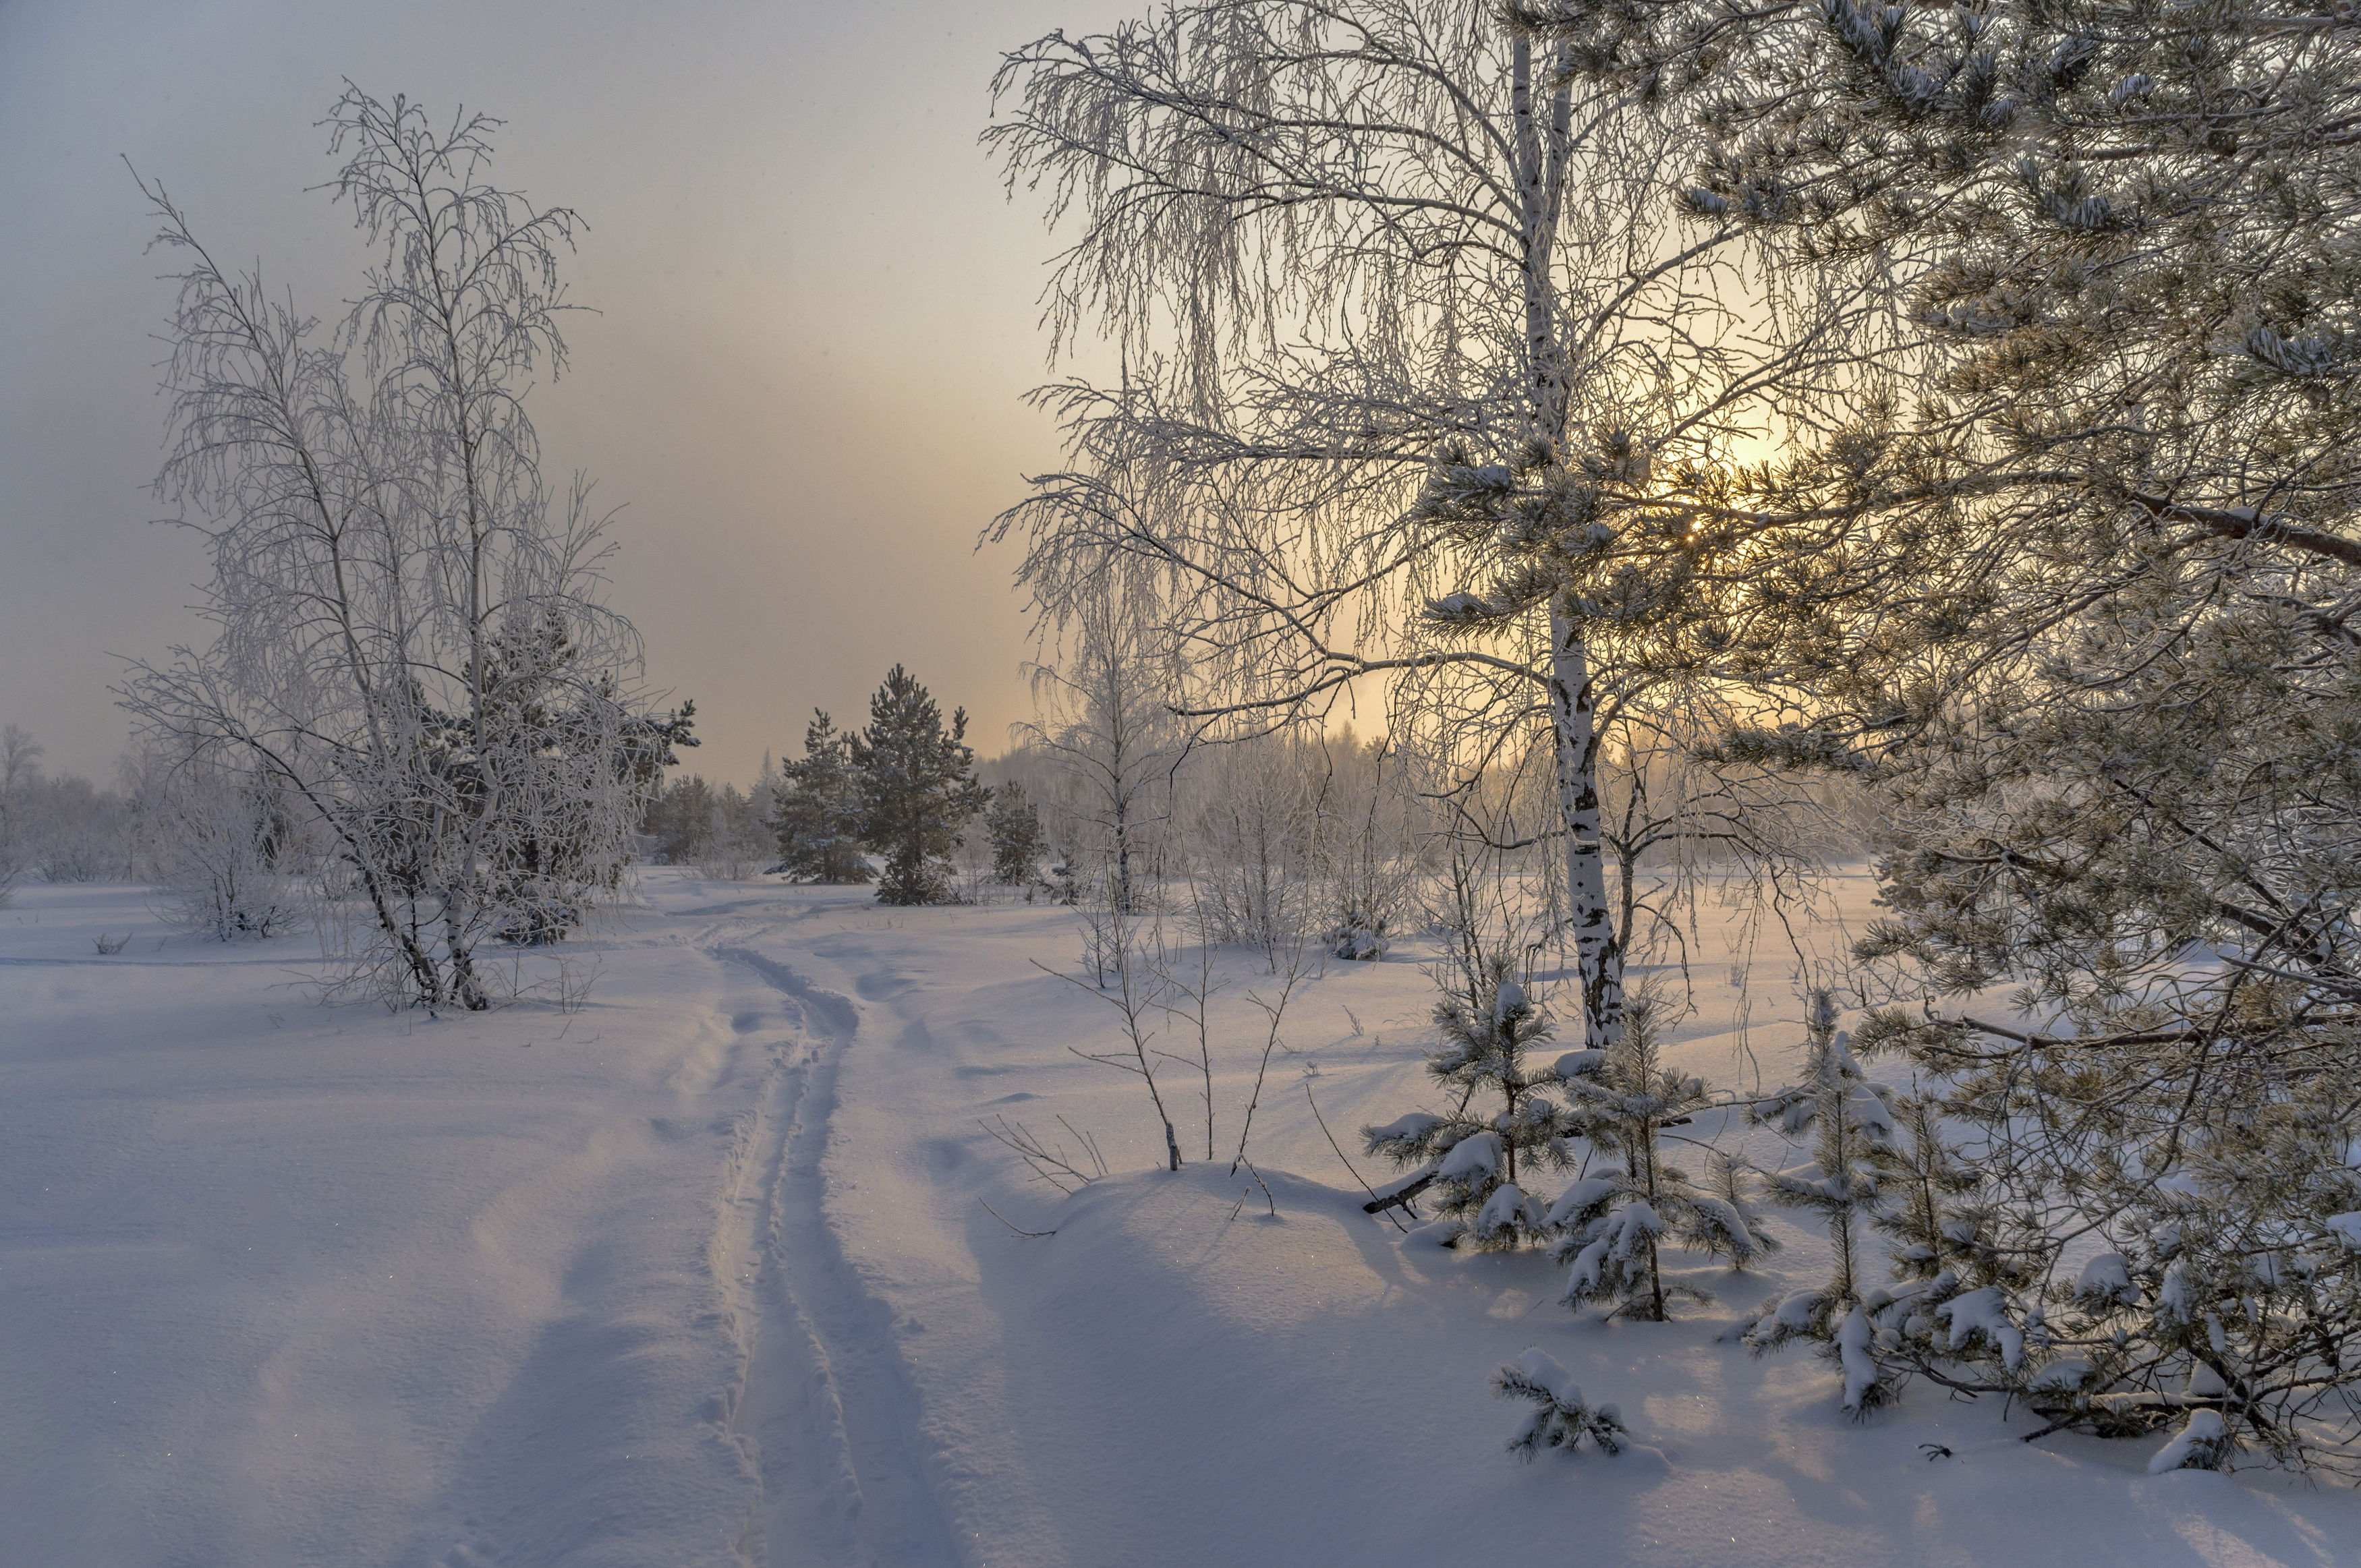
[5,873,2357,1566]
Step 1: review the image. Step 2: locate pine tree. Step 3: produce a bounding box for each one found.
[1739,993,1903,1414]
[1363,951,1570,1248]
[644,774,716,865]
[984,780,1047,886]
[1520,0,2361,1470]
[849,667,988,906]
[1865,1092,1989,1299]
[772,712,869,884]
[1552,996,1765,1320]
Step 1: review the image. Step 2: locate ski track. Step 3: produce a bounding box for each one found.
[700,921,961,1568]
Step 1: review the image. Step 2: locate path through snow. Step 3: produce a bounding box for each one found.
[700,928,959,1567]
[9,873,2361,1566]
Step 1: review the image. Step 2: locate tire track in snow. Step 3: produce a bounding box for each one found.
[704,932,961,1568]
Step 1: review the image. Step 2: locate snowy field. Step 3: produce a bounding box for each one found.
[5,871,2359,1567]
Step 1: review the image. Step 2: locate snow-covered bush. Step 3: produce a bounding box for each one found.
[142,752,309,940]
[2150,1411,2233,1476]
[1326,904,1388,962]
[120,90,686,1008]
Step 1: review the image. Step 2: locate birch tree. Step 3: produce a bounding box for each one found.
[121,88,684,1009]
[1019,582,1184,915]
[988,0,1880,1050]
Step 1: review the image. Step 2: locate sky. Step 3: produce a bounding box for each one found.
[0,0,1132,788]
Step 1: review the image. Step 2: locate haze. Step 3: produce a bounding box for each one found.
[0,0,1126,787]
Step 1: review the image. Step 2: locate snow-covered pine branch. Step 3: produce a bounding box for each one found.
[1493,1347,1630,1459]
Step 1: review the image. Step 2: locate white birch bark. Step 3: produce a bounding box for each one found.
[1548,608,1622,1048]
[1514,34,1622,1049]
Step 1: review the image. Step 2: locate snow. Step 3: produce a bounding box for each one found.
[1546,1175,1620,1227]
[7,872,2360,1565]
[1367,1112,1442,1144]
[1846,1082,1895,1141]
[1474,1182,1526,1233]
[2029,1357,2094,1393]
[1512,1345,1581,1406]
[1400,1217,1468,1250]
[1435,1130,1501,1181]
[1836,1304,1881,1412]
[1769,1289,1825,1334]
[1932,1286,2027,1372]
[2078,1252,2138,1302]
[2151,1411,2229,1476]
[1367,1163,1438,1204]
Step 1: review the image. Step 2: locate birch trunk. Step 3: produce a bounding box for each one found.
[1515,35,1622,1049]
[1549,607,1622,1050]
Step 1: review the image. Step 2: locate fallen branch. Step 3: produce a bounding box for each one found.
[979,1198,1058,1239]
[1363,1165,1438,1216]
[1307,1080,1408,1232]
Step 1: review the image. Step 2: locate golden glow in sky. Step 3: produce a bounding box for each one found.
[0,0,1131,785]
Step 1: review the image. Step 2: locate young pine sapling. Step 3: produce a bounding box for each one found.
[1738,993,1902,1414]
[1365,950,1570,1248]
[1552,996,1769,1320]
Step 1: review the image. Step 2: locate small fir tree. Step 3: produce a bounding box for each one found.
[772,712,870,883]
[1865,1091,1989,1296]
[1739,993,1902,1415]
[1552,996,1766,1320]
[1326,904,1390,962]
[1858,1080,2049,1415]
[985,780,1048,885]
[1364,951,1570,1248]
[850,666,988,906]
